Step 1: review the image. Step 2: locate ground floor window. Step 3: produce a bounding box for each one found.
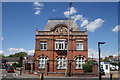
[38,57,48,69]
[56,57,67,69]
[75,57,85,69]
[25,63,31,70]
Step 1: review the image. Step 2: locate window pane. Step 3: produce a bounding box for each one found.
[75,57,85,69]
[76,41,83,50]
[57,57,66,69]
[38,57,48,68]
[40,44,43,49]
[40,41,47,50]
[44,44,46,49]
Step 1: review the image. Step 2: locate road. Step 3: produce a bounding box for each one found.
[0,69,119,80]
[0,69,15,78]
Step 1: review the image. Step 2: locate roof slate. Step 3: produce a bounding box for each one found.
[44,20,80,31]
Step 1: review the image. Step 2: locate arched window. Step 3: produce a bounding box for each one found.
[56,57,66,69]
[38,57,48,68]
[75,57,85,69]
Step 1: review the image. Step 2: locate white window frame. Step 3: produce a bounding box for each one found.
[55,40,67,50]
[38,57,48,69]
[40,41,47,50]
[75,57,85,69]
[76,41,84,50]
[56,57,67,69]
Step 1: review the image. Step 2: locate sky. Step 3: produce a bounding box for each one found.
[0,2,119,58]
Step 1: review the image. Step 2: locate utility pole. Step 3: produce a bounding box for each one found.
[65,2,72,77]
[98,42,105,80]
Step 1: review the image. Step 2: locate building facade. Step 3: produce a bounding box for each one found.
[33,19,90,76]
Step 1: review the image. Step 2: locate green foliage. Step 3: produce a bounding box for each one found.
[101,58,110,62]
[8,52,28,57]
[83,61,94,72]
[110,62,118,66]
[0,54,5,58]
[12,63,18,67]
[8,54,15,57]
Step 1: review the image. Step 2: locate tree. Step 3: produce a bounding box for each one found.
[102,58,110,62]
[12,63,18,69]
[14,52,27,57]
[8,54,15,57]
[83,61,94,72]
[8,52,28,58]
[0,54,5,58]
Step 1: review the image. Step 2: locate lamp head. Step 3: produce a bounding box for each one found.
[98,42,105,44]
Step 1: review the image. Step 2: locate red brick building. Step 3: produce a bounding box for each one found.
[23,19,98,76]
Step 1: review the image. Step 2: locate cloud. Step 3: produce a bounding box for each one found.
[33,1,44,15]
[64,7,77,17]
[85,18,104,32]
[0,50,4,54]
[8,48,25,52]
[6,48,34,56]
[63,7,104,32]
[34,11,40,15]
[33,7,41,10]
[0,37,4,40]
[27,50,34,55]
[81,19,89,27]
[33,1,44,7]
[52,9,56,12]
[88,48,98,58]
[71,14,85,22]
[112,25,120,32]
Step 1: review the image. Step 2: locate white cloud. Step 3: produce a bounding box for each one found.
[71,14,84,22]
[81,19,89,27]
[64,7,77,17]
[52,9,56,12]
[27,50,34,55]
[0,50,4,54]
[34,11,40,15]
[0,37,4,40]
[85,18,104,32]
[88,48,98,58]
[3,48,34,56]
[33,7,41,10]
[112,25,120,32]
[8,48,25,52]
[33,1,44,7]
[33,1,44,15]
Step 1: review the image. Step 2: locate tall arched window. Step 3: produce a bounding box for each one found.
[56,57,67,69]
[75,57,85,69]
[38,57,48,69]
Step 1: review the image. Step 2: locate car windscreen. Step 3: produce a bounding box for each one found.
[8,67,14,70]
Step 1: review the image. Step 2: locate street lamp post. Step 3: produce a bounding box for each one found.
[65,2,72,77]
[98,42,105,80]
[20,56,23,75]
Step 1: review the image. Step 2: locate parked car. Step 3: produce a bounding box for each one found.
[100,69,105,75]
[2,65,6,69]
[110,67,116,71]
[6,67,14,73]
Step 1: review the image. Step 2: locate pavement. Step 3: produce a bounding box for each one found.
[0,69,119,80]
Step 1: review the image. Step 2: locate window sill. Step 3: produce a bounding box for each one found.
[38,68,46,70]
[75,68,83,70]
[56,68,66,70]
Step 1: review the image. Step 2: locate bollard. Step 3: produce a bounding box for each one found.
[40,73,43,80]
[112,74,114,80]
[110,74,112,80]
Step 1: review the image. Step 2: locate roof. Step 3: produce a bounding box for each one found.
[44,19,80,31]
[2,57,20,62]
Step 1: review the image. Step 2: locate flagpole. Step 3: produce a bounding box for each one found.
[65,2,72,77]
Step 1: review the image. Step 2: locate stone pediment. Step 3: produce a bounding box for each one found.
[51,24,68,35]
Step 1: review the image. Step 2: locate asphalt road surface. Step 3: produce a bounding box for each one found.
[0,69,14,78]
[0,69,119,80]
